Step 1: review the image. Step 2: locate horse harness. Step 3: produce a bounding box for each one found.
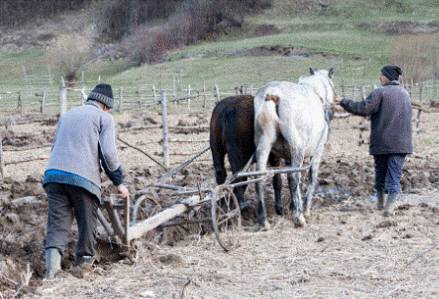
[309,79,336,125]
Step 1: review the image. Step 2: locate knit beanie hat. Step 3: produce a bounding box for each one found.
[87,83,114,109]
[381,65,402,81]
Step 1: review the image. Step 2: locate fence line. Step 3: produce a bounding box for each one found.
[1,78,439,115]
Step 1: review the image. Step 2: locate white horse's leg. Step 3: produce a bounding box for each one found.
[303,154,322,219]
[255,136,274,229]
[287,150,306,227]
[304,128,328,219]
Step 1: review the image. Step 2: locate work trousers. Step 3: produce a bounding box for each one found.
[45,183,99,258]
[373,154,406,196]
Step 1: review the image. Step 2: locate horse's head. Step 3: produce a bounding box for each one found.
[302,67,336,104]
[300,67,336,122]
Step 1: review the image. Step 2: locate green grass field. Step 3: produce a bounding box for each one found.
[1,0,438,91]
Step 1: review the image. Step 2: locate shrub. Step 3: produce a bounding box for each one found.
[121,0,272,65]
[390,34,439,82]
[94,0,182,42]
[48,33,94,84]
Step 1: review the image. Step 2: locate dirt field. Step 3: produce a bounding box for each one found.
[1,110,439,298]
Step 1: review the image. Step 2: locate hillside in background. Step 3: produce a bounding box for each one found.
[0,0,439,91]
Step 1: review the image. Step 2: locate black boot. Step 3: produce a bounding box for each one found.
[377,192,385,210]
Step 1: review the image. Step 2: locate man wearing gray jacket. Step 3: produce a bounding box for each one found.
[42,83,130,279]
[336,65,413,217]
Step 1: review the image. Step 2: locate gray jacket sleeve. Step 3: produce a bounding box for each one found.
[98,114,123,186]
[51,117,63,151]
[340,89,383,116]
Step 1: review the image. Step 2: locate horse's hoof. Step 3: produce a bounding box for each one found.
[304,210,311,220]
[239,201,251,210]
[256,221,271,231]
[275,206,284,216]
[294,214,307,228]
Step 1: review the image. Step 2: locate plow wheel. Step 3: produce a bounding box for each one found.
[211,186,242,252]
[132,188,163,224]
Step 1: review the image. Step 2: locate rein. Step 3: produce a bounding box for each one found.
[303,79,336,124]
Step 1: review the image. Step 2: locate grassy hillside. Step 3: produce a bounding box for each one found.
[1,0,439,92]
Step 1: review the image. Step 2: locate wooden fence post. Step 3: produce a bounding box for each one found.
[409,79,414,98]
[59,77,67,115]
[415,109,422,134]
[160,91,169,168]
[17,91,22,114]
[80,88,87,105]
[202,80,207,108]
[173,75,177,107]
[0,139,4,181]
[152,85,157,104]
[48,65,53,86]
[40,90,46,114]
[187,84,191,110]
[434,79,438,100]
[361,86,366,100]
[118,87,124,112]
[419,82,423,102]
[138,90,142,109]
[215,84,221,103]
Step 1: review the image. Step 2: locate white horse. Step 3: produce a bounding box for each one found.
[254,68,336,228]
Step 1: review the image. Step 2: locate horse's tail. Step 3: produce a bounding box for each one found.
[254,91,282,137]
[261,92,281,119]
[265,94,280,105]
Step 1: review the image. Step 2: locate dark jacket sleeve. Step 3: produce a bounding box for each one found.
[98,145,123,186]
[340,89,383,116]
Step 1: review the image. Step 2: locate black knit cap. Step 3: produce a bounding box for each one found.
[381,65,402,81]
[87,83,114,109]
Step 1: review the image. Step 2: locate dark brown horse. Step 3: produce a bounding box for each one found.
[209,95,283,214]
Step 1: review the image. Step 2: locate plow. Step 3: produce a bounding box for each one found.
[96,146,311,252]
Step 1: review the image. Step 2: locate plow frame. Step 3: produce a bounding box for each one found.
[99,148,311,252]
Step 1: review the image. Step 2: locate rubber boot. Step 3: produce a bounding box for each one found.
[384,193,398,217]
[377,192,385,210]
[44,248,61,279]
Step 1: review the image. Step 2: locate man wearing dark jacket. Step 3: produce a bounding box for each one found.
[42,83,130,279]
[336,65,413,217]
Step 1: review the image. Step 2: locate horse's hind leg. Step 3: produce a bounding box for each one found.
[211,146,226,186]
[228,149,249,210]
[287,150,306,227]
[303,154,322,219]
[255,136,275,229]
[304,129,327,219]
[269,155,283,215]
